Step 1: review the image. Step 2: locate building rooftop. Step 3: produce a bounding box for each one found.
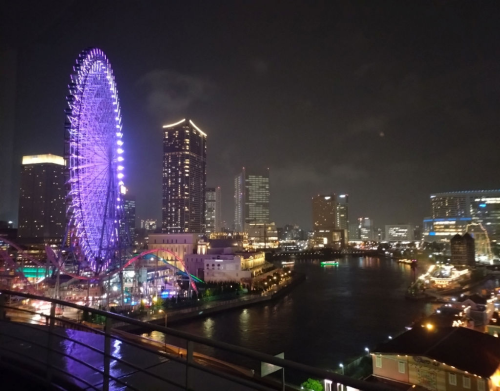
[431,190,500,197]
[374,327,500,378]
[22,154,65,166]
[162,118,207,137]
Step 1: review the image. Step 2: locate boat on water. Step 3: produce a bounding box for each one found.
[281,261,295,266]
[320,261,339,267]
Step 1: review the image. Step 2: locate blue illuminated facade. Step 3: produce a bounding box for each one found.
[424,190,500,244]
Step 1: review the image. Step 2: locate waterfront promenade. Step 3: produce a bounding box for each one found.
[116,273,306,332]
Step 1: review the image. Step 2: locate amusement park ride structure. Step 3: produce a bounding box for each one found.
[0,48,198,304]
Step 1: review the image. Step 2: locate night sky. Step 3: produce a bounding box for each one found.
[2,1,500,230]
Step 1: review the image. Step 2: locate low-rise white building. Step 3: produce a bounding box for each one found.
[185,247,266,282]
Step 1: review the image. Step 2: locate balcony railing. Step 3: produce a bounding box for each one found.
[0,289,396,391]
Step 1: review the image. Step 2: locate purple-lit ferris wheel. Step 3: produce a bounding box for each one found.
[65,48,125,274]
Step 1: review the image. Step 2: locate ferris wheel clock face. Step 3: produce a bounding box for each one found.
[66,48,125,273]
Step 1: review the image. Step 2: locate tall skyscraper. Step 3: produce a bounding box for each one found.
[205,186,221,234]
[336,194,349,231]
[162,119,207,233]
[312,194,349,247]
[312,194,336,231]
[18,154,66,240]
[234,168,270,232]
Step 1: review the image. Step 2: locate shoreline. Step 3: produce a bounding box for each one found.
[115,273,306,332]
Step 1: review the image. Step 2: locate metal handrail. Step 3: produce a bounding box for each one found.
[1,318,187,391]
[0,290,397,391]
[0,322,140,390]
[0,344,100,390]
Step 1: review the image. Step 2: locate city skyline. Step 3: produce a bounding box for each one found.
[2,2,500,231]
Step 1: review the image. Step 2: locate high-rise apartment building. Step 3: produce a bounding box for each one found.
[18,154,66,241]
[425,190,500,244]
[312,194,350,247]
[205,186,221,234]
[312,195,336,230]
[234,168,270,232]
[162,119,207,233]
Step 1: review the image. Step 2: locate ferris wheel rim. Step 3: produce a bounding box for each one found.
[65,47,125,273]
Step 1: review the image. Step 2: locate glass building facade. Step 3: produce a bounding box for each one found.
[234,168,270,231]
[18,154,66,240]
[162,119,207,233]
[205,186,221,234]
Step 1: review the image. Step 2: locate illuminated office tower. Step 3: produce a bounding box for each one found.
[18,154,66,240]
[234,168,270,232]
[205,186,221,234]
[162,119,207,233]
[336,194,349,230]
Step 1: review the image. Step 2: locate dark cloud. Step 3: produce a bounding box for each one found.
[138,70,214,118]
[3,0,500,230]
[250,59,269,75]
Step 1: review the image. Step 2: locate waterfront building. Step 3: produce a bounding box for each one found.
[185,244,266,282]
[234,168,270,232]
[425,190,500,245]
[385,225,414,242]
[205,186,221,234]
[246,222,278,249]
[372,327,500,391]
[312,194,347,247]
[18,154,66,242]
[423,217,470,242]
[162,119,207,234]
[148,233,201,267]
[451,233,475,266]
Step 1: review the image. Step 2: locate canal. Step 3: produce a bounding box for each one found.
[145,256,439,372]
